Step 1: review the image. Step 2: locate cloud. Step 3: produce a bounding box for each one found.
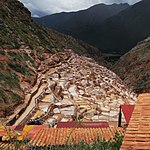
[19,0,141,17]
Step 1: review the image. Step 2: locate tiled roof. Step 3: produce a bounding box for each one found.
[30,127,124,147]
[121,93,150,149]
[56,121,109,128]
[0,142,25,150]
[0,142,15,150]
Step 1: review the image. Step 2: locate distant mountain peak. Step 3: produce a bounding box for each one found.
[34,3,129,42]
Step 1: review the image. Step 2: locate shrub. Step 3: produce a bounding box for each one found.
[8,63,26,75]
[0,50,5,55]
[0,88,8,103]
[0,71,20,89]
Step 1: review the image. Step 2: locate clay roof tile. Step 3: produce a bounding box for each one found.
[29,127,124,147]
[121,93,150,149]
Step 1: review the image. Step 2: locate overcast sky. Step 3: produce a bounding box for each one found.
[20,0,141,17]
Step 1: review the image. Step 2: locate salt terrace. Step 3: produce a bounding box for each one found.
[10,50,137,127]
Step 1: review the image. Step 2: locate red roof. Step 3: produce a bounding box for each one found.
[121,105,135,124]
[121,93,150,149]
[57,122,109,128]
[30,127,124,146]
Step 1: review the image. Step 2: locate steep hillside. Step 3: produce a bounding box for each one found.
[34,3,129,39]
[80,0,150,54]
[113,37,150,92]
[0,0,104,118]
[0,0,103,61]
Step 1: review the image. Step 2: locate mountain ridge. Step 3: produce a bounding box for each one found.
[74,0,150,54]
[34,3,129,40]
[34,0,150,54]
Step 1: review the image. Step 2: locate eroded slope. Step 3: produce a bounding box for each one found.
[114,37,150,92]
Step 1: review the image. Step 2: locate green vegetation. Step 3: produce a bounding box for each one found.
[8,51,34,65]
[113,37,150,91]
[0,87,21,116]
[8,90,21,103]
[0,50,5,55]
[0,71,20,89]
[135,73,150,90]
[0,88,8,103]
[8,63,26,75]
[0,87,21,105]
[0,70,22,115]
[0,0,104,63]
[0,62,5,69]
[8,51,24,62]
[7,51,35,76]
[0,50,35,116]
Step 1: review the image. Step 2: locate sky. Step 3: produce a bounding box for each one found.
[20,0,141,17]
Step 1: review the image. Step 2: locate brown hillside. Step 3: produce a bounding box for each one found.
[113,37,150,93]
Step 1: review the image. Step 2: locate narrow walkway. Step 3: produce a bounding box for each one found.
[121,93,150,149]
[14,84,47,126]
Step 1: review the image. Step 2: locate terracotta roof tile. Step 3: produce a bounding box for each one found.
[30,127,124,146]
[121,93,150,150]
[0,142,25,150]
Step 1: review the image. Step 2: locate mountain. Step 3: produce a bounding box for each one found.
[113,37,150,92]
[0,0,103,62]
[34,3,129,40]
[34,0,150,55]
[0,0,104,118]
[79,0,150,54]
